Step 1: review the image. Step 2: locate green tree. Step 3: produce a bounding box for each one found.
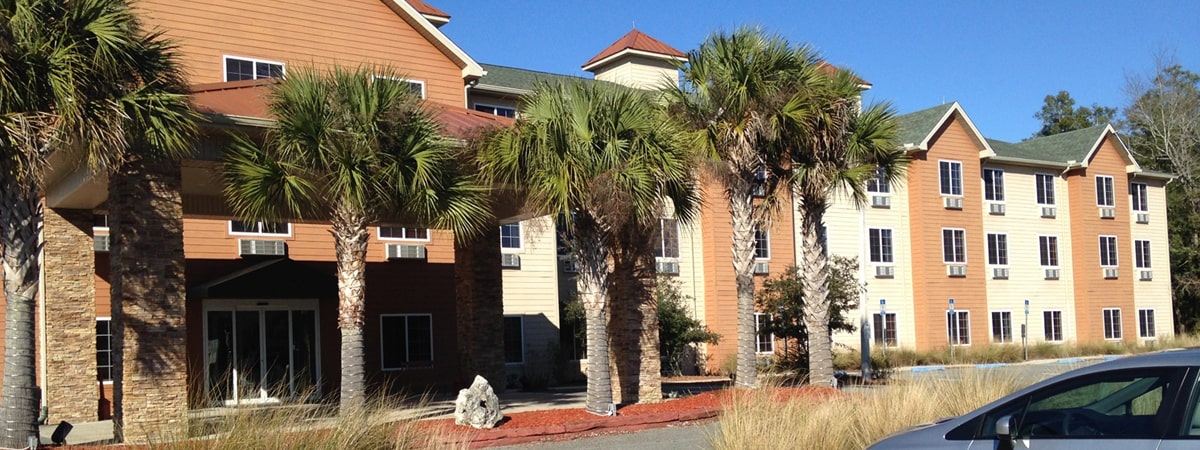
[222,65,489,411]
[1033,90,1117,137]
[755,259,860,370]
[657,277,719,376]
[481,80,698,414]
[785,68,905,386]
[0,0,195,445]
[666,27,820,388]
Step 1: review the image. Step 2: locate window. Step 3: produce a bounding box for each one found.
[868,228,893,264]
[93,214,110,230]
[503,316,524,364]
[947,310,970,345]
[1138,309,1156,338]
[1099,236,1118,267]
[1043,310,1063,341]
[1039,236,1059,267]
[499,223,521,250]
[991,311,1012,343]
[939,160,963,196]
[224,56,284,81]
[654,218,680,258]
[373,75,426,99]
[1035,173,1055,205]
[473,103,516,118]
[986,233,1008,266]
[867,175,890,194]
[229,220,290,236]
[1096,175,1115,207]
[380,314,433,369]
[96,318,113,382]
[378,226,428,241]
[751,167,768,197]
[1103,308,1122,340]
[983,168,1005,201]
[872,312,897,347]
[1134,240,1151,269]
[942,229,966,264]
[1130,183,1148,212]
[754,313,774,353]
[753,227,770,260]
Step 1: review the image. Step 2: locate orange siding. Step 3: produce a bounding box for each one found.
[906,114,989,349]
[1068,135,1135,342]
[136,0,467,107]
[183,217,457,264]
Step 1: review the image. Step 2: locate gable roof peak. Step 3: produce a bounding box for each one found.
[582,29,687,72]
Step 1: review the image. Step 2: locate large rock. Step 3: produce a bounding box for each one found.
[454,375,502,428]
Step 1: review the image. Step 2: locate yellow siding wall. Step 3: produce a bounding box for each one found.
[1130,177,1173,339]
[592,56,679,90]
[500,216,562,367]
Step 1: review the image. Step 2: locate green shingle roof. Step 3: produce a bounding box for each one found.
[478,63,593,93]
[896,103,956,147]
[994,125,1105,164]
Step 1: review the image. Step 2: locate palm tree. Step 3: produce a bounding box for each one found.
[222,65,490,411]
[666,27,820,388]
[0,0,195,445]
[785,69,904,385]
[480,80,698,414]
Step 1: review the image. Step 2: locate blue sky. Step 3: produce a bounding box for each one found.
[432,0,1199,142]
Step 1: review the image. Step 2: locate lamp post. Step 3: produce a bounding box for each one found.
[948,298,956,359]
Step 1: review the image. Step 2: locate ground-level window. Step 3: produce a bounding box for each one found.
[1103,308,1122,340]
[1043,310,1063,341]
[947,310,970,345]
[1138,309,1156,338]
[504,316,524,364]
[872,312,896,347]
[96,318,113,382]
[380,314,433,370]
[754,313,773,354]
[991,311,1012,343]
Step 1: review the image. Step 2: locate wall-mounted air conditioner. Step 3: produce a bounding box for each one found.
[992,268,1009,279]
[1041,207,1056,218]
[1136,213,1149,224]
[656,261,680,275]
[500,253,521,269]
[944,197,963,209]
[1099,207,1116,219]
[1103,268,1119,279]
[946,265,966,277]
[871,196,891,208]
[988,203,1005,215]
[386,243,426,260]
[753,262,770,275]
[1044,268,1060,280]
[1139,270,1153,281]
[94,235,111,253]
[239,239,286,256]
[874,265,894,277]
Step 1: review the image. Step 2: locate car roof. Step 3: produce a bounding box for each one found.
[1072,347,1200,372]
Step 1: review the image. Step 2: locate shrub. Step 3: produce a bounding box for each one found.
[658,277,720,376]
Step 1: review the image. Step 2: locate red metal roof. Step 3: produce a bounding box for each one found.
[406,0,449,19]
[582,29,686,70]
[189,81,511,140]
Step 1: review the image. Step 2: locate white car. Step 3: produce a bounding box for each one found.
[868,348,1200,449]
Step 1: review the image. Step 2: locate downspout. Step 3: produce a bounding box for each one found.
[37,215,47,412]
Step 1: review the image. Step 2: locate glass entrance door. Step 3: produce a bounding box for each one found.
[204,300,320,406]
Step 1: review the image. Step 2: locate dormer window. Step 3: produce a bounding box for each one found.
[224,56,284,82]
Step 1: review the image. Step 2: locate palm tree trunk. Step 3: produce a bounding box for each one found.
[730,188,759,389]
[800,206,834,386]
[0,179,43,449]
[584,301,614,416]
[332,212,369,412]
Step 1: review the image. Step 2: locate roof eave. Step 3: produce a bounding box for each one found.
[987,155,1070,169]
[582,48,687,72]
[201,112,275,129]
[384,0,484,79]
[472,83,531,96]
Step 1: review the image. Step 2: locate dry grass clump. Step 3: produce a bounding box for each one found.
[709,371,1029,450]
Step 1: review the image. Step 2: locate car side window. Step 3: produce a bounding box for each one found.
[979,368,1184,439]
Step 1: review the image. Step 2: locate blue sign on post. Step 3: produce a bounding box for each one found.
[949,298,955,312]
[1025,299,1030,315]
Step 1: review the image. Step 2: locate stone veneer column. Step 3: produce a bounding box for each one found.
[42,208,98,423]
[454,224,506,392]
[608,247,661,404]
[108,158,187,443]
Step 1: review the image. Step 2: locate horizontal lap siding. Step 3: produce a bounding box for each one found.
[1131,177,1172,337]
[501,216,561,368]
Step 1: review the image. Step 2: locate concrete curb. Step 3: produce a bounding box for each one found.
[438,408,720,448]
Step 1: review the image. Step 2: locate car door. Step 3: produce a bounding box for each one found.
[963,367,1189,450]
[1159,366,1200,450]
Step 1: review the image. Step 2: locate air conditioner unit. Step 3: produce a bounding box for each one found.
[988,203,1005,215]
[500,253,521,269]
[656,260,680,275]
[1044,268,1060,280]
[944,197,963,209]
[1103,268,1119,279]
[751,184,766,198]
[1136,213,1149,224]
[386,243,426,260]
[1140,270,1153,281]
[871,195,891,208]
[1041,206,1057,218]
[992,268,1009,279]
[946,265,966,277]
[1099,207,1116,219]
[874,265,894,277]
[753,262,770,274]
[239,239,286,256]
[94,235,111,253]
[561,259,578,273]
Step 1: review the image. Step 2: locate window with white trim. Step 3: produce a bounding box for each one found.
[1035,173,1055,205]
[1095,175,1115,207]
[947,310,970,345]
[1099,235,1118,267]
[866,175,890,194]
[1130,182,1148,212]
[986,233,1008,266]
[224,56,284,81]
[96,318,113,382]
[1039,235,1059,267]
[753,227,770,260]
[654,218,680,258]
[939,160,963,196]
[942,229,966,264]
[991,311,1012,343]
[230,220,290,236]
[93,214,110,230]
[380,314,433,369]
[373,75,426,99]
[872,312,897,347]
[378,226,428,241]
[503,316,524,364]
[982,168,1005,202]
[1103,308,1122,340]
[1134,240,1152,269]
[499,223,521,250]
[868,228,893,264]
[473,103,517,118]
[754,313,774,353]
[1138,309,1155,338]
[1043,310,1063,341]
